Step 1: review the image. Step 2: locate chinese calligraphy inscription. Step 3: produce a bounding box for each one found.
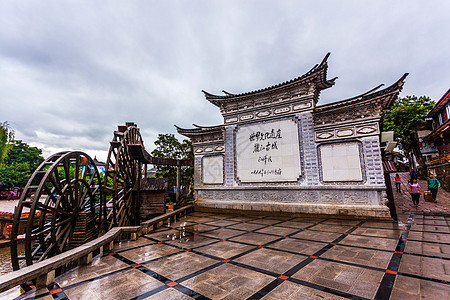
[236,119,302,182]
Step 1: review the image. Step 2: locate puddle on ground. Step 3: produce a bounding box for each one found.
[165,221,199,244]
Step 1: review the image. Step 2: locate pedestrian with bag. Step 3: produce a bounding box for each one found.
[408,179,421,207]
[394,173,402,192]
[427,173,441,202]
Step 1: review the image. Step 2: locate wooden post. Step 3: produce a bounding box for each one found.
[36,270,55,288]
[176,160,181,205]
[81,252,93,265]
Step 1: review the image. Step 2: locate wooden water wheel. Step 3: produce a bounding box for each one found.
[103,123,143,229]
[10,151,103,270]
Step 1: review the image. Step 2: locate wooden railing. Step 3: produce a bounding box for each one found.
[428,153,450,166]
[0,205,194,293]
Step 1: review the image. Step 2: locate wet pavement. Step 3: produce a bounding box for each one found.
[8,210,449,299]
[390,172,450,214]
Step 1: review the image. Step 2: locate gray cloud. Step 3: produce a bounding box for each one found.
[0,0,449,160]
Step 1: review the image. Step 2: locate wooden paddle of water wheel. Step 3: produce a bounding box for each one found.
[103,122,143,229]
[10,151,103,271]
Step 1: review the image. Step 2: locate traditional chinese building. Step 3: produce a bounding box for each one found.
[177,53,407,218]
[425,88,450,157]
[424,88,450,190]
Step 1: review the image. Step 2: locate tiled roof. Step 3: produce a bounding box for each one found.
[175,124,224,136]
[428,88,450,117]
[202,53,337,106]
[314,73,408,112]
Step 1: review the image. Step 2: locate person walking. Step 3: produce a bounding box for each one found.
[427,173,441,202]
[408,179,421,207]
[394,173,402,192]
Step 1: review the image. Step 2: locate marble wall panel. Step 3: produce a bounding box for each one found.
[202,155,224,184]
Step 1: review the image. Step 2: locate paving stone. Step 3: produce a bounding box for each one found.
[229,232,281,246]
[352,227,402,239]
[145,252,218,281]
[142,287,193,299]
[292,260,384,299]
[248,218,288,225]
[308,224,355,234]
[404,240,450,259]
[58,255,130,287]
[194,241,254,259]
[226,222,267,232]
[255,226,299,236]
[269,237,325,255]
[30,210,450,299]
[399,254,450,282]
[234,248,305,274]
[338,235,398,251]
[182,263,273,299]
[290,230,342,243]
[201,228,245,239]
[119,243,182,263]
[64,268,163,299]
[275,220,316,229]
[261,280,345,300]
[165,234,217,249]
[321,245,392,269]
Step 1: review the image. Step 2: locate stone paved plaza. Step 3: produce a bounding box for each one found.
[11,210,450,299]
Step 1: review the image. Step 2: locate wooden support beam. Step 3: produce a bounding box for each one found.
[80,252,93,265]
[36,270,55,288]
[176,160,181,205]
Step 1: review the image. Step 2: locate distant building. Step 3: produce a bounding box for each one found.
[425,88,450,157]
[424,88,450,189]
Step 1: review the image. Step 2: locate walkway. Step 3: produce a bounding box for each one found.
[390,172,450,214]
[9,211,450,299]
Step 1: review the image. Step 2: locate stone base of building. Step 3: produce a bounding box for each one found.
[195,187,391,219]
[195,200,391,219]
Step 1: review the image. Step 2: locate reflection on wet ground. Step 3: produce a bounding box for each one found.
[3,211,450,299]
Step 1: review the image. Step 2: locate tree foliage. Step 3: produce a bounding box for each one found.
[0,140,44,188]
[151,134,193,197]
[383,96,435,151]
[382,95,435,170]
[0,122,14,162]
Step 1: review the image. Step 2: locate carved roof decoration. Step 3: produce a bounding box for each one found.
[202,53,337,108]
[175,124,224,138]
[313,73,408,128]
[428,88,450,117]
[314,73,408,114]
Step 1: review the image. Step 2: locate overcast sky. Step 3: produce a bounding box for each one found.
[0,1,449,161]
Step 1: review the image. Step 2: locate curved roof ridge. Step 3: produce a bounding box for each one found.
[315,73,408,111]
[192,124,224,129]
[203,53,334,102]
[362,84,385,96]
[222,90,235,96]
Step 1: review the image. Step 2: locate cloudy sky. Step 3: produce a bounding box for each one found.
[0,1,449,161]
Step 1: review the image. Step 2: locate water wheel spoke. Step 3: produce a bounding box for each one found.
[31,243,43,259]
[35,201,72,216]
[37,222,71,262]
[63,159,75,205]
[74,156,80,204]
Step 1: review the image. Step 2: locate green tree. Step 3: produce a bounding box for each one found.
[0,140,44,188]
[0,122,14,162]
[382,95,435,172]
[151,134,194,198]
